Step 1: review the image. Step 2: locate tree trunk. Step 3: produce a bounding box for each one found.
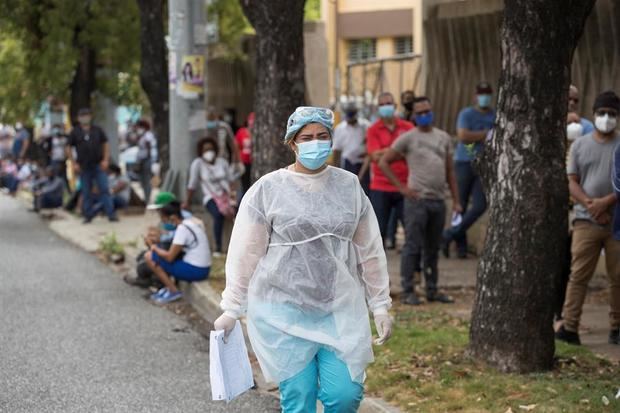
[240,0,306,181]
[69,45,97,123]
[470,0,596,373]
[136,0,169,173]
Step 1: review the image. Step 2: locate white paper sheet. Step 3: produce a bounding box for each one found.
[209,320,254,402]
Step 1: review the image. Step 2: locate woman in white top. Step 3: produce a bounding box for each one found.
[213,107,393,413]
[135,119,158,204]
[145,201,211,304]
[184,137,235,255]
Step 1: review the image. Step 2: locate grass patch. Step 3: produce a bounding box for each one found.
[366,305,619,412]
[98,232,125,256]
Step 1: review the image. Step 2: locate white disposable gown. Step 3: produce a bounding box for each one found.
[221,166,391,383]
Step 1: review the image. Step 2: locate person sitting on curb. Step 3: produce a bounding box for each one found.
[31,166,64,212]
[144,201,211,304]
[124,191,193,288]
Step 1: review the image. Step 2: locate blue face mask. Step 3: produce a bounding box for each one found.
[206,120,218,129]
[415,111,434,127]
[161,222,176,231]
[477,94,492,108]
[296,140,332,170]
[378,104,395,119]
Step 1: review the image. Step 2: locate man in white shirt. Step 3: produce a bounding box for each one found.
[332,103,370,192]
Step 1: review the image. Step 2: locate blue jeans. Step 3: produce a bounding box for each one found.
[369,190,403,242]
[205,199,224,252]
[279,348,364,413]
[81,166,115,220]
[445,161,487,254]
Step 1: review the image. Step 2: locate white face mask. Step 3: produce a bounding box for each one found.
[137,128,145,135]
[594,114,617,134]
[566,122,584,141]
[202,150,216,162]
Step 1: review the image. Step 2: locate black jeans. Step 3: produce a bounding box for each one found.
[369,190,403,242]
[206,199,225,252]
[401,198,446,296]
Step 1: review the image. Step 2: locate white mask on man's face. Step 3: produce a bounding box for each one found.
[594,114,617,134]
[566,122,584,141]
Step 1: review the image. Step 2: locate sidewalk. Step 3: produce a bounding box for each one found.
[36,204,619,395]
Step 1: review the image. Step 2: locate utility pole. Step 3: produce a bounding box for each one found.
[163,0,208,197]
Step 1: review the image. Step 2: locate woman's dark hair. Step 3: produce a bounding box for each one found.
[196,136,219,157]
[160,200,182,219]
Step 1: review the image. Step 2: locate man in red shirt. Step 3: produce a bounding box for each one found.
[235,112,254,197]
[367,92,414,245]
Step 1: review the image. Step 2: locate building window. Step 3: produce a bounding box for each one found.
[348,39,377,62]
[394,36,413,55]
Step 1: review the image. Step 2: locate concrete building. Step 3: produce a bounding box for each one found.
[320,0,455,110]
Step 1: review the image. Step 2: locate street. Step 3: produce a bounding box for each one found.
[0,196,279,413]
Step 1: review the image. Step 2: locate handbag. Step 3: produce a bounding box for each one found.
[212,192,236,218]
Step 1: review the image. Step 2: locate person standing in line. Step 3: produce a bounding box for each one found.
[12,121,30,160]
[556,90,620,346]
[442,81,495,259]
[206,106,240,165]
[235,112,254,198]
[367,92,414,248]
[183,137,236,257]
[567,85,595,137]
[43,124,69,191]
[379,97,461,305]
[400,90,416,122]
[66,108,118,223]
[135,119,158,204]
[213,106,392,412]
[332,102,370,194]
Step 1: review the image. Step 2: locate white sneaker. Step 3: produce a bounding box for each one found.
[212,251,224,258]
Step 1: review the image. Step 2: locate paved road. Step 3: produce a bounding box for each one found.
[0,196,279,413]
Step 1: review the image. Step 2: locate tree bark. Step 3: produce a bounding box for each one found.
[240,0,306,181]
[69,45,97,123]
[136,0,169,172]
[470,0,596,373]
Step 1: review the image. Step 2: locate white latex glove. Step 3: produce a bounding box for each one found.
[373,310,393,346]
[213,313,237,343]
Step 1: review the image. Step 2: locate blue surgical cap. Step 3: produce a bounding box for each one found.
[284,106,335,142]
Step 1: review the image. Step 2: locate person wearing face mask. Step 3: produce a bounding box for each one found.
[400,90,416,122]
[205,106,239,164]
[568,85,595,137]
[332,102,370,194]
[379,97,461,305]
[43,123,69,191]
[12,121,30,160]
[212,106,392,412]
[135,119,158,204]
[556,90,620,346]
[367,92,414,248]
[66,108,118,223]
[144,201,211,304]
[442,81,495,259]
[184,137,236,256]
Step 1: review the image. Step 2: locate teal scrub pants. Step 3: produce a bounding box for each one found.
[278,348,364,413]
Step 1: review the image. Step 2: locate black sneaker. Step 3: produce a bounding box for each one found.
[427,293,455,304]
[401,293,422,306]
[109,216,119,222]
[82,217,93,224]
[609,329,619,345]
[555,325,581,345]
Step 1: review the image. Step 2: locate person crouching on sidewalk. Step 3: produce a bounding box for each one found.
[145,201,211,304]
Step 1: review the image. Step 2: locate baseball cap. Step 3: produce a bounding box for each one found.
[476,82,493,94]
[147,191,177,210]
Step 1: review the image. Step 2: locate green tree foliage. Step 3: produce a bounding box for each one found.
[0,0,143,123]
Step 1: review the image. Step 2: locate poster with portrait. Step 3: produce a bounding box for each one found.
[179,55,204,98]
